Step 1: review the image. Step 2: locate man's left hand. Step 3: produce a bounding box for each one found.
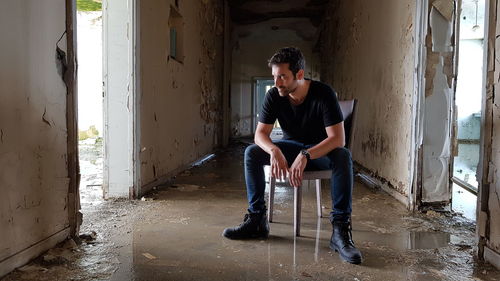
[289,153,307,187]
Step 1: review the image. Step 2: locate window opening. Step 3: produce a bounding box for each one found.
[169,6,183,63]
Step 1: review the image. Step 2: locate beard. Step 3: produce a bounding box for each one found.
[277,80,298,97]
[277,87,291,96]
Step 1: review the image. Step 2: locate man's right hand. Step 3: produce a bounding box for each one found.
[270,147,289,181]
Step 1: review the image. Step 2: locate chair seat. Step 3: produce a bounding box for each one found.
[264,166,331,181]
[303,170,332,180]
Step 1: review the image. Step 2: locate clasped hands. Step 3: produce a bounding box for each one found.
[270,148,307,188]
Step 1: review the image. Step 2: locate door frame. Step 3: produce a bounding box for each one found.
[413,0,498,267]
[409,0,429,211]
[133,0,141,198]
[251,77,274,134]
[411,0,461,209]
[477,0,497,265]
[102,0,141,199]
[66,0,80,238]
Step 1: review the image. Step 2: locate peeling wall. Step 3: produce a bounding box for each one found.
[320,0,416,196]
[230,18,321,137]
[421,1,456,203]
[139,0,224,187]
[0,0,70,276]
[481,0,500,260]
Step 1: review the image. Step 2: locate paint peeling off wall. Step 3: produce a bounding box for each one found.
[139,0,224,187]
[0,0,70,276]
[421,4,456,203]
[484,0,500,257]
[320,0,416,196]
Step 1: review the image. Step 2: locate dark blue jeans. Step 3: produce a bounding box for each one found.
[244,140,353,222]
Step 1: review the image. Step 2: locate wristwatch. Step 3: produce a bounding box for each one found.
[300,149,311,161]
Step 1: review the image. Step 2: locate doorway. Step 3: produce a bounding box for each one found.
[76,0,104,206]
[415,0,486,221]
[252,78,283,139]
[451,0,486,220]
[102,0,139,198]
[76,0,138,204]
[252,78,274,133]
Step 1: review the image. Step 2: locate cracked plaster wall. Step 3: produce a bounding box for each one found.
[230,19,321,137]
[486,0,500,255]
[139,0,224,187]
[421,1,456,203]
[0,0,70,274]
[320,0,415,196]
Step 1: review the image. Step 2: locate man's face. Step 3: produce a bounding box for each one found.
[271,63,298,97]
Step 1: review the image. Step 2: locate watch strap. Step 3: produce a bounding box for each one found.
[301,149,311,160]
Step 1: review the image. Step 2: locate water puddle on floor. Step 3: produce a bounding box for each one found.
[355,230,452,250]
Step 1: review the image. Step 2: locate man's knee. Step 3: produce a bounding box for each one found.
[327,147,352,163]
[244,144,264,161]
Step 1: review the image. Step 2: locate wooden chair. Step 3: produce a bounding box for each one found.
[267,99,358,236]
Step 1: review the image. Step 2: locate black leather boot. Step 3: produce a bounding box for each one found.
[329,220,362,264]
[222,212,269,239]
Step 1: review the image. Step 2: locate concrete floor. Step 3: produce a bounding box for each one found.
[3,142,500,281]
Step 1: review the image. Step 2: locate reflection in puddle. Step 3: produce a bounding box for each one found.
[291,219,452,266]
[356,230,452,250]
[406,231,451,249]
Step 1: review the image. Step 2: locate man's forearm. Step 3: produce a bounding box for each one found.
[307,136,344,160]
[254,131,279,155]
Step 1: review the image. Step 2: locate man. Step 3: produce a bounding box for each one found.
[222,47,362,264]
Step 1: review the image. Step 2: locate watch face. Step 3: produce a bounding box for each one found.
[301,150,310,159]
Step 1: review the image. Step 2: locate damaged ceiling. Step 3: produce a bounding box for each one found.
[234,18,318,41]
[229,0,329,42]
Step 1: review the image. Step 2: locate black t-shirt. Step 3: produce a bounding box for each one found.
[259,80,343,145]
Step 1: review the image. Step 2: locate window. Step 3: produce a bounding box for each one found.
[168,6,183,62]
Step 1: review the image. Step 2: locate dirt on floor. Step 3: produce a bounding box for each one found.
[2,142,500,281]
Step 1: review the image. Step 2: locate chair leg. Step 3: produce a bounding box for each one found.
[316,179,322,218]
[268,177,276,223]
[294,184,302,236]
[314,217,321,262]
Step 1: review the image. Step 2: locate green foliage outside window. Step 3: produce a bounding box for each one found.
[77,0,102,11]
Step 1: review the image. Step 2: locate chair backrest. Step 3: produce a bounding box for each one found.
[338,99,358,150]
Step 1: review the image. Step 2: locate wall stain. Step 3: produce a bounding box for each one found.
[198,0,223,127]
[319,0,414,196]
[361,131,390,157]
[140,0,225,187]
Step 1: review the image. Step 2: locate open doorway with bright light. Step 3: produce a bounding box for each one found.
[451,0,486,221]
[77,0,104,207]
[77,0,138,207]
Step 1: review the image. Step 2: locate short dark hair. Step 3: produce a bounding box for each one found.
[268,47,305,77]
